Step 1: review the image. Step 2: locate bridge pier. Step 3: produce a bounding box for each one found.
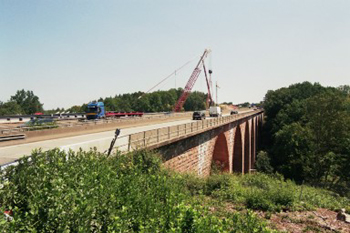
[156,112,263,176]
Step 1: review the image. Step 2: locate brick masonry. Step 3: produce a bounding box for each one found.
[158,113,263,176]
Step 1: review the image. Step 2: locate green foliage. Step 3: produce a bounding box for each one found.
[255,151,273,174]
[183,91,206,111]
[262,82,350,194]
[239,102,251,108]
[0,101,22,116]
[0,89,44,116]
[0,150,273,232]
[10,89,43,114]
[204,174,232,195]
[66,105,84,113]
[184,173,350,213]
[100,88,207,112]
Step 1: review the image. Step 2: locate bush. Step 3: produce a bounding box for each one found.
[255,151,273,174]
[0,149,273,232]
[246,190,273,211]
[204,174,232,195]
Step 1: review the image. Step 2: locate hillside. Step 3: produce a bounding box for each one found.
[1,149,349,232]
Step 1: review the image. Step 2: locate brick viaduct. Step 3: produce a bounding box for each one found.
[154,112,263,176]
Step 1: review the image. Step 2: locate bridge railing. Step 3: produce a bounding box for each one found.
[0,112,193,135]
[126,111,262,151]
[0,110,263,170]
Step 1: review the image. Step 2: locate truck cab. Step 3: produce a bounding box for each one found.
[86,101,105,120]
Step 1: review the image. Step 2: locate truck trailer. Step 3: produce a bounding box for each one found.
[209,106,222,117]
[85,101,144,120]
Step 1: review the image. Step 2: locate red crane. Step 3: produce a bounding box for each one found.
[173,49,213,112]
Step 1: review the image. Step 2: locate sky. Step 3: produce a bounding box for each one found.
[1,0,349,109]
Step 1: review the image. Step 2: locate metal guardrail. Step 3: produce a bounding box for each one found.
[0,111,262,170]
[0,112,193,135]
[125,110,262,151]
[0,134,26,142]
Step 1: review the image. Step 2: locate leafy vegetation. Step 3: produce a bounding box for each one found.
[0,89,43,116]
[183,172,350,213]
[20,119,59,130]
[0,149,272,232]
[262,82,350,195]
[1,148,349,231]
[1,88,210,116]
[100,88,207,112]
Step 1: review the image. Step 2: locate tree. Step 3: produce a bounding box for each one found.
[305,91,350,185]
[262,82,350,193]
[0,101,22,116]
[338,85,350,95]
[10,89,43,114]
[183,91,206,111]
[67,105,83,113]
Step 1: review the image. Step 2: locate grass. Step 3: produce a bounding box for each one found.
[182,172,350,213]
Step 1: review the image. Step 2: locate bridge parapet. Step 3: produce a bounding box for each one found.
[127,110,263,151]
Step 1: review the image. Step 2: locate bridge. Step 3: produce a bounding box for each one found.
[129,110,263,176]
[0,110,263,176]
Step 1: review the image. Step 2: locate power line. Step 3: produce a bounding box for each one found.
[138,55,198,99]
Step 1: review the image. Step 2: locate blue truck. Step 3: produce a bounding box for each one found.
[86,101,105,120]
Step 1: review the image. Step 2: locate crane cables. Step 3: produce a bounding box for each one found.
[138,55,199,99]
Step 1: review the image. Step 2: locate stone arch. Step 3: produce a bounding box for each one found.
[244,122,251,173]
[211,132,230,173]
[251,118,256,169]
[233,125,243,173]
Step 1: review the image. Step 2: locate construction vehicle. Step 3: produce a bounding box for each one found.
[86,101,105,120]
[86,101,143,120]
[173,49,214,112]
[209,106,222,117]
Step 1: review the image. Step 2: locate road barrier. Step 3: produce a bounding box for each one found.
[102,110,262,154]
[0,134,26,142]
[0,112,193,136]
[0,110,262,170]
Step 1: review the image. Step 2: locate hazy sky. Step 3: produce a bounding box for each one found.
[1,0,349,109]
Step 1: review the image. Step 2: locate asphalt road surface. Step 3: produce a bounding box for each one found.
[0,110,253,165]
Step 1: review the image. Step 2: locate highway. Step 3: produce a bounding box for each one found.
[0,110,253,165]
[0,118,196,165]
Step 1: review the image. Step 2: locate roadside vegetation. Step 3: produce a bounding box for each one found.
[0,88,210,115]
[1,88,259,116]
[0,90,43,116]
[19,118,59,131]
[262,82,350,196]
[1,149,349,232]
[0,149,272,232]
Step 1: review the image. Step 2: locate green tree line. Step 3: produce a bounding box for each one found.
[261,82,350,195]
[99,88,208,112]
[0,88,210,116]
[0,90,43,116]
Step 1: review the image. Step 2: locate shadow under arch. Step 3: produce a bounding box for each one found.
[211,132,230,173]
[251,118,256,168]
[233,125,243,173]
[244,121,250,173]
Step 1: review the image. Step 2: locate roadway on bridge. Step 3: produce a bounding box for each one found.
[0,110,253,165]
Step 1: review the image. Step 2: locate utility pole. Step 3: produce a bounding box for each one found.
[216,82,220,106]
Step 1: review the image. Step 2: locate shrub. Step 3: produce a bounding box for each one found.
[204,174,232,195]
[255,151,274,174]
[246,190,273,211]
[0,149,273,232]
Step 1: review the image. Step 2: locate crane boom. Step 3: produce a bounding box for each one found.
[173,49,211,112]
[202,62,213,109]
